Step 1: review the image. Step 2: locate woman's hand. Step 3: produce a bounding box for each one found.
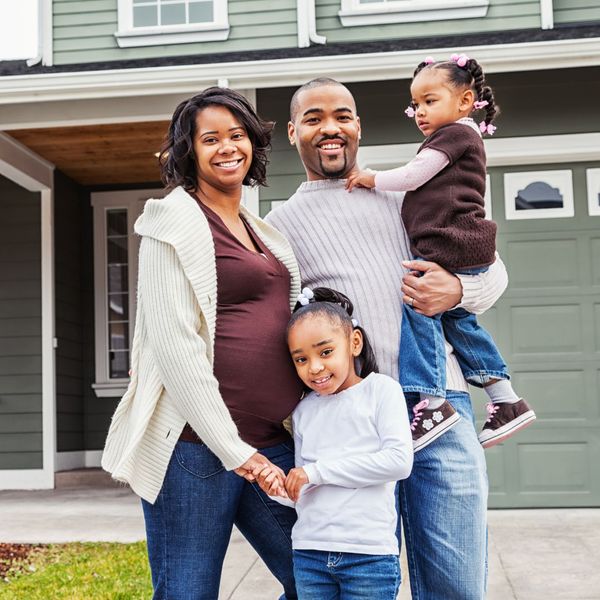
[234,453,285,484]
[285,467,309,502]
[401,260,462,317]
[252,465,289,498]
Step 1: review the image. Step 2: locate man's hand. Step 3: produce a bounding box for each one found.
[285,467,309,502]
[345,169,376,192]
[401,260,462,317]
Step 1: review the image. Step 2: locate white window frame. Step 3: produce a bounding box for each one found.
[91,189,163,398]
[115,0,230,48]
[338,0,489,27]
[586,168,600,216]
[504,170,574,221]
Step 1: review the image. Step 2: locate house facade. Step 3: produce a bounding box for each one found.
[0,0,599,507]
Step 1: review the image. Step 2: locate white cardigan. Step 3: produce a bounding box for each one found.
[101,186,301,503]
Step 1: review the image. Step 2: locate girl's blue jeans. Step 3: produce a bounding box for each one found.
[293,549,400,599]
[398,391,488,599]
[400,264,509,397]
[141,439,297,600]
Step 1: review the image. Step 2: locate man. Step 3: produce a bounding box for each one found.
[266,78,508,599]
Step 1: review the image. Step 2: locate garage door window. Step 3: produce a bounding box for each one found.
[504,170,574,220]
[586,168,600,216]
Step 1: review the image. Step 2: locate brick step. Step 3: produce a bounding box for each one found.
[54,468,122,489]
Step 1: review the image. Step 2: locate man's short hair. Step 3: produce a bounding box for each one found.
[289,78,351,121]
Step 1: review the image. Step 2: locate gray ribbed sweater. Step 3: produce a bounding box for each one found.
[266,180,508,390]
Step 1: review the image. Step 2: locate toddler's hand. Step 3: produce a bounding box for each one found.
[345,170,376,192]
[252,465,289,498]
[285,467,309,502]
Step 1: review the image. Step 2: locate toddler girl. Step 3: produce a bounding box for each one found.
[346,54,536,451]
[254,286,413,600]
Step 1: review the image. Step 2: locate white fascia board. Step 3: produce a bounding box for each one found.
[0,37,600,105]
[357,132,600,169]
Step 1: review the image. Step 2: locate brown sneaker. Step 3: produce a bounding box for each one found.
[478,399,536,449]
[410,399,461,452]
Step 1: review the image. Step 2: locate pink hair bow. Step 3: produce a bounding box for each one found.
[473,100,489,110]
[424,56,435,64]
[450,53,469,68]
[405,106,416,118]
[479,121,497,135]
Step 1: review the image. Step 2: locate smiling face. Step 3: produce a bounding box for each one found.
[409,67,474,137]
[288,85,361,181]
[193,105,253,194]
[288,313,363,395]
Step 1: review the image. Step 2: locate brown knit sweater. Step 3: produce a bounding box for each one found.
[401,122,497,271]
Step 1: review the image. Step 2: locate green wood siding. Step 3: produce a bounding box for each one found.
[54,171,86,452]
[554,0,600,25]
[316,0,541,45]
[0,176,42,470]
[53,0,297,65]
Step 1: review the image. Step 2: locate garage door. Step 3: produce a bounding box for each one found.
[472,162,600,508]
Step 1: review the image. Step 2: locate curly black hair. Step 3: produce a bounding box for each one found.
[413,57,499,128]
[159,86,274,192]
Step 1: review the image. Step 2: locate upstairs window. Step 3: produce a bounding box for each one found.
[116,0,229,47]
[338,0,489,27]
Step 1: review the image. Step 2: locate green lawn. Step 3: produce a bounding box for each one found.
[0,542,152,599]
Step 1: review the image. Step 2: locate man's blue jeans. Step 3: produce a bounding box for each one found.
[397,392,488,600]
[293,549,400,599]
[400,304,509,397]
[141,439,297,600]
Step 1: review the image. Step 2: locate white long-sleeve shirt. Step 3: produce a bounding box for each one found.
[278,373,413,555]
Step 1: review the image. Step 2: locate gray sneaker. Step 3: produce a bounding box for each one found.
[478,399,536,448]
[410,399,461,452]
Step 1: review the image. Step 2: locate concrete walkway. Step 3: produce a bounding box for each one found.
[0,484,598,599]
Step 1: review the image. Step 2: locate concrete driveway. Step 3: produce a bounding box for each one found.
[0,484,598,599]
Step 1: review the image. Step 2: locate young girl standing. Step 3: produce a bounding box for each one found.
[346,55,536,451]
[255,287,413,600]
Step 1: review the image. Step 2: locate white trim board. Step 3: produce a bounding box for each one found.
[357,132,600,169]
[339,0,489,27]
[0,134,56,492]
[55,451,103,471]
[0,470,54,490]
[1,37,600,105]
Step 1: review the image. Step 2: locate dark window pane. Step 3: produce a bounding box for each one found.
[109,321,130,351]
[107,236,128,264]
[189,1,214,23]
[108,264,128,294]
[108,293,129,321]
[110,350,130,379]
[134,4,158,26]
[107,210,128,236]
[515,181,564,211]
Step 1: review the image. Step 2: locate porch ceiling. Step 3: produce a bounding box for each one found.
[8,121,170,186]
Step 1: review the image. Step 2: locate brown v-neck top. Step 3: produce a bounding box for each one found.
[182,199,303,448]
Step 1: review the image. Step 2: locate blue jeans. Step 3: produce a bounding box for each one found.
[400,265,508,396]
[397,392,488,600]
[293,549,400,600]
[142,440,297,600]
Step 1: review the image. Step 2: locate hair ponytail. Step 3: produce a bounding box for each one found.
[288,287,379,378]
[412,56,499,129]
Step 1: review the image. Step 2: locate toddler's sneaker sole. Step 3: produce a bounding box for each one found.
[414,412,461,453]
[478,410,536,449]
